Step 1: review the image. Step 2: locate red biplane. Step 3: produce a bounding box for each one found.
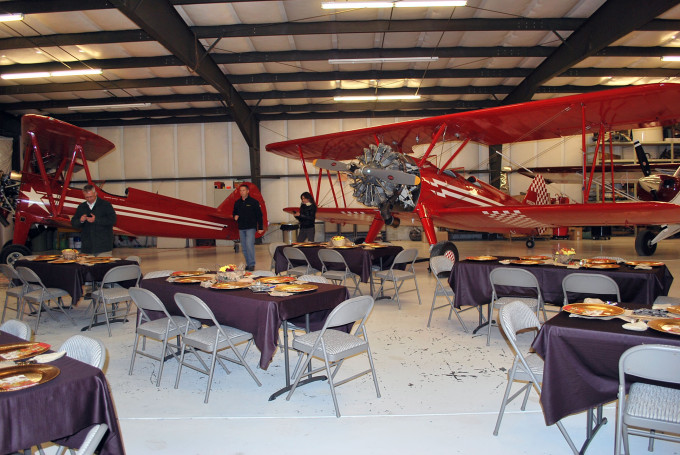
[266,83,680,259]
[0,114,267,264]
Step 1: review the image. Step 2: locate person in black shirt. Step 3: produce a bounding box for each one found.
[232,183,264,271]
[71,184,117,256]
[294,191,316,242]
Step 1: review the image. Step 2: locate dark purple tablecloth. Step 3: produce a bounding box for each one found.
[532,309,680,426]
[0,332,125,454]
[15,259,137,304]
[450,257,673,308]
[140,278,349,369]
[273,244,403,282]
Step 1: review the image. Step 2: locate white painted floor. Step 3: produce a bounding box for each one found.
[5,236,680,455]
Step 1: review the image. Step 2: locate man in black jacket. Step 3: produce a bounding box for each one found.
[232,183,264,271]
[71,184,117,256]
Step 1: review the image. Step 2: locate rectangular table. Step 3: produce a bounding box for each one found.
[0,332,125,454]
[450,257,673,308]
[140,278,349,370]
[15,259,138,304]
[532,308,680,427]
[273,244,403,283]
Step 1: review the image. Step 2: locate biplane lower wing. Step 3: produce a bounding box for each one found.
[283,207,386,225]
[518,163,679,184]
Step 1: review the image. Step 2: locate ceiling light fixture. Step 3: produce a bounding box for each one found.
[1,68,102,80]
[322,1,466,9]
[334,95,421,101]
[0,14,24,22]
[68,103,151,111]
[329,56,438,64]
[661,56,680,62]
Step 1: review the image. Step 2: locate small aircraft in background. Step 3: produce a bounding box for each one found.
[0,114,267,264]
[266,83,680,259]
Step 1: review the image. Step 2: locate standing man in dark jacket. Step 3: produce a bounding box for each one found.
[71,184,117,256]
[232,183,264,271]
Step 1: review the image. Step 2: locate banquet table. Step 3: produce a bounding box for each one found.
[532,307,680,427]
[0,331,125,454]
[140,277,349,370]
[273,244,403,283]
[449,257,673,309]
[15,258,138,304]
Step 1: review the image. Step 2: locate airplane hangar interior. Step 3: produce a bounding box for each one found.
[0,1,680,454]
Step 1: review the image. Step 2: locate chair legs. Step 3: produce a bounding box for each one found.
[427,291,468,332]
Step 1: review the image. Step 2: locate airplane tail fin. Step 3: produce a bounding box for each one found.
[522,175,550,206]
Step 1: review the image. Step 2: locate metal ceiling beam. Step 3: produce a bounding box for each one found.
[5,45,678,74]
[504,0,680,104]
[0,0,276,14]
[3,67,679,97]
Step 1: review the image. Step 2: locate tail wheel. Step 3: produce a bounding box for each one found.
[0,244,31,265]
[526,239,535,249]
[635,229,657,256]
[430,241,459,264]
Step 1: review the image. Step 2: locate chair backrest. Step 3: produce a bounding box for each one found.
[174,293,219,327]
[430,255,454,276]
[101,264,142,286]
[0,319,31,340]
[129,287,172,321]
[562,273,621,303]
[619,344,680,387]
[0,264,20,287]
[283,247,307,263]
[297,274,330,283]
[125,255,141,264]
[59,335,106,369]
[391,248,418,269]
[490,267,541,300]
[268,242,286,257]
[318,248,348,267]
[77,423,109,455]
[321,295,374,333]
[142,270,173,279]
[252,270,275,277]
[15,266,47,289]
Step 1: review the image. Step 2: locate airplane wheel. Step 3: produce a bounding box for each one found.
[526,239,535,249]
[0,244,31,265]
[635,229,657,256]
[430,241,459,263]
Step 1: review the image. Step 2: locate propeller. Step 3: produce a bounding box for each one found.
[634,140,652,177]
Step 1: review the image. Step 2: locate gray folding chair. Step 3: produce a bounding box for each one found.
[286,295,380,417]
[0,319,31,340]
[373,248,421,309]
[282,247,319,277]
[269,241,286,271]
[562,272,621,305]
[487,267,544,346]
[0,264,38,323]
[88,264,141,336]
[493,301,579,454]
[318,248,362,296]
[125,255,141,264]
[128,287,201,386]
[173,293,261,403]
[142,270,174,279]
[60,334,106,369]
[428,255,470,331]
[252,270,275,277]
[297,274,330,284]
[615,344,680,455]
[16,266,75,333]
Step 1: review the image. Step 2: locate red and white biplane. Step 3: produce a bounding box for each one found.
[0,114,267,264]
[266,83,680,258]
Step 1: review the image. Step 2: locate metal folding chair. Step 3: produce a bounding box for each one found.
[0,319,31,340]
[373,248,421,309]
[16,266,74,333]
[88,264,141,336]
[562,272,621,305]
[318,248,362,296]
[427,255,470,331]
[0,264,38,323]
[282,247,319,277]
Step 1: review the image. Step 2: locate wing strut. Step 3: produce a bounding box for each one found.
[417,123,446,167]
[439,138,470,174]
[326,170,339,208]
[298,145,314,200]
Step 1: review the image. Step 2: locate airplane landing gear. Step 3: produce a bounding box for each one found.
[635,229,657,256]
[430,240,459,263]
[0,244,31,265]
[526,238,535,249]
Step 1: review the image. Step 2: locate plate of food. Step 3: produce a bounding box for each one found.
[584,264,620,269]
[0,342,51,361]
[466,256,498,261]
[170,271,203,277]
[33,255,60,261]
[257,276,297,284]
[274,284,318,293]
[625,261,665,267]
[647,319,680,336]
[210,282,251,290]
[174,276,212,284]
[48,259,77,264]
[519,255,550,261]
[509,260,542,266]
[0,364,60,392]
[363,243,387,248]
[666,306,680,316]
[584,258,617,264]
[562,303,625,317]
[249,283,274,293]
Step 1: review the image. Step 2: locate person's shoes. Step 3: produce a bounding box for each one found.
[245,265,255,271]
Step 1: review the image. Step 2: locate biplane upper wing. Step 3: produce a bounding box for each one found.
[266,83,680,161]
[21,114,115,162]
[431,201,680,233]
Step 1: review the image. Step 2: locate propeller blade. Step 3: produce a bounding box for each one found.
[360,167,421,186]
[635,140,652,177]
[313,159,351,172]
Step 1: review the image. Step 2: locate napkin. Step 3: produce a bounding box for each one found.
[635,264,652,270]
[583,298,606,304]
[0,360,14,369]
[652,302,671,310]
[269,291,292,297]
[498,260,511,265]
[566,264,581,269]
[200,280,216,288]
[34,351,66,363]
[622,320,648,331]
[196,267,210,273]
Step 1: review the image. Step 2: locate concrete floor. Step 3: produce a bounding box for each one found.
[6,236,680,455]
